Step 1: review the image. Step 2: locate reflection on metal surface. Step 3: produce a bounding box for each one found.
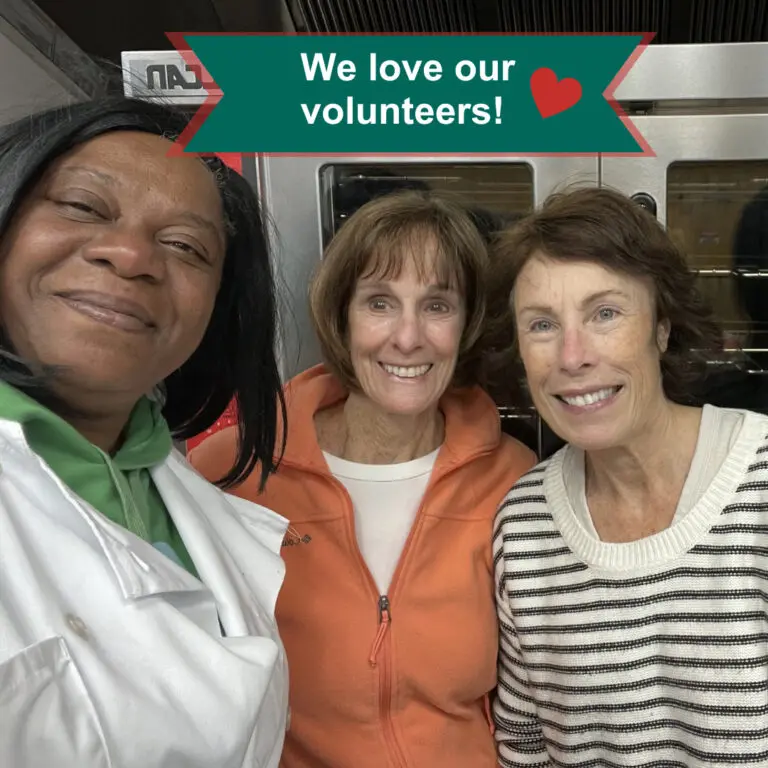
[660,159,768,423]
[694,269,768,276]
[666,160,768,376]
[615,43,768,102]
[321,163,534,248]
[286,2,768,44]
[291,0,475,31]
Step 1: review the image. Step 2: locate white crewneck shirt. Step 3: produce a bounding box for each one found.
[323,448,440,594]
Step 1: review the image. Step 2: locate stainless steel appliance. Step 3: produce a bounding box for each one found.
[609,42,768,423]
[123,42,768,457]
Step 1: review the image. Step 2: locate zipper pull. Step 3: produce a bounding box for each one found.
[368,595,391,668]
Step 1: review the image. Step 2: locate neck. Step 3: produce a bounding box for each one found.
[583,400,703,540]
[46,385,138,454]
[320,391,444,464]
[586,401,700,495]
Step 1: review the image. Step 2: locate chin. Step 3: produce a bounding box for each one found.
[375,397,437,419]
[560,429,623,453]
[41,359,148,394]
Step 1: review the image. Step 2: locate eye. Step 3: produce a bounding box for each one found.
[161,239,210,264]
[57,200,106,219]
[367,297,391,311]
[426,300,450,313]
[165,240,200,255]
[530,318,554,333]
[595,307,618,322]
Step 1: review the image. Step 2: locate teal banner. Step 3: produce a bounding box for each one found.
[172,34,651,155]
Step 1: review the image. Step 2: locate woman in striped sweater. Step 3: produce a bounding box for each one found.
[487,186,768,767]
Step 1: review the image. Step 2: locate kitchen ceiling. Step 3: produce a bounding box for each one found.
[31,0,768,66]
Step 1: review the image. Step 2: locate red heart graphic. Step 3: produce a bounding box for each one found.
[530,68,582,118]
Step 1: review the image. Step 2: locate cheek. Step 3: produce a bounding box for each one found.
[599,325,658,370]
[3,210,80,278]
[519,341,553,383]
[427,319,463,358]
[173,273,219,342]
[348,314,393,355]
[0,231,43,294]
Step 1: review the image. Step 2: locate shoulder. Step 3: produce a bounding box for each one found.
[498,432,538,469]
[709,405,768,462]
[163,451,288,550]
[470,433,538,496]
[491,455,561,584]
[717,406,768,482]
[186,427,241,484]
[0,418,34,461]
[493,448,564,530]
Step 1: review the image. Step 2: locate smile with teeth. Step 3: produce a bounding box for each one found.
[380,363,432,379]
[557,386,621,407]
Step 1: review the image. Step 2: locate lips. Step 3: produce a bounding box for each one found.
[380,363,432,379]
[556,386,621,408]
[56,290,155,332]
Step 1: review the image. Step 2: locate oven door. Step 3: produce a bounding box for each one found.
[601,113,768,415]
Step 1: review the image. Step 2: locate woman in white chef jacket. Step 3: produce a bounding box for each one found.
[0,96,290,767]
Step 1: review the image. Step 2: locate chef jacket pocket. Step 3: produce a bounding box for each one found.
[0,636,112,768]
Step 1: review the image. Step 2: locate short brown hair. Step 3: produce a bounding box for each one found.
[483,186,722,405]
[309,190,490,390]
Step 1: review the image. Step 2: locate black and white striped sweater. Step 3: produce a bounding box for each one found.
[493,406,768,768]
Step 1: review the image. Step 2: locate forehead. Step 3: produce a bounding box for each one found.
[359,231,462,291]
[47,131,223,218]
[514,253,652,306]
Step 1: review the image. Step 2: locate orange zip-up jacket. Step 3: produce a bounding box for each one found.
[189,364,536,768]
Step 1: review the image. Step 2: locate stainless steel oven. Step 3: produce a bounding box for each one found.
[253,43,768,458]
[607,42,768,420]
[124,43,768,457]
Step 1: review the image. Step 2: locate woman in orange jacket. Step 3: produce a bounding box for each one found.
[189,191,536,767]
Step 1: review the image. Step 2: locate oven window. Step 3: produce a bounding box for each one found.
[319,163,534,247]
[668,161,768,413]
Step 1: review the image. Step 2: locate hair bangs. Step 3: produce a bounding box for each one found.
[358,221,466,294]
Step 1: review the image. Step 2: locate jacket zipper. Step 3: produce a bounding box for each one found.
[281,449,492,766]
[282,462,409,764]
[369,595,391,666]
[369,594,408,768]
[358,448,494,766]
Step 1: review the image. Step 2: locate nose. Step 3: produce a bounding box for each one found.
[391,308,423,353]
[558,326,596,373]
[81,225,165,282]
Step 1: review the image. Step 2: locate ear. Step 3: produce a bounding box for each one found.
[656,318,671,354]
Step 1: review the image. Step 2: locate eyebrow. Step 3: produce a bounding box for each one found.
[357,281,459,294]
[58,165,117,186]
[517,288,631,315]
[174,211,225,240]
[57,166,224,241]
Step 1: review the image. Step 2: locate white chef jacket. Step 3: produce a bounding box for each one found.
[0,417,290,768]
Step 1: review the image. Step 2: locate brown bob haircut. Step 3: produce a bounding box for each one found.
[484,185,722,405]
[309,190,490,391]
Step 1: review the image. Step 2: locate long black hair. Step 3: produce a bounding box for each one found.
[0,96,285,490]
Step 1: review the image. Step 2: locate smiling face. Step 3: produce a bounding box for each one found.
[513,253,670,451]
[0,131,226,407]
[347,245,466,418]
